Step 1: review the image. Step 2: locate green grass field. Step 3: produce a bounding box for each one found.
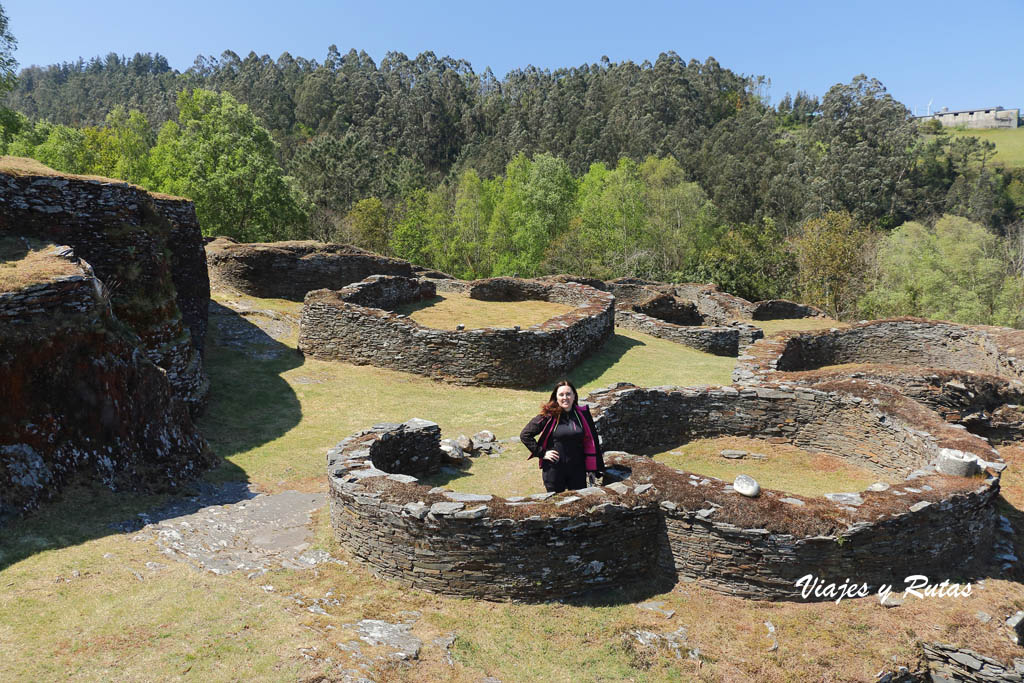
[947,127,1024,168]
[1,294,1022,682]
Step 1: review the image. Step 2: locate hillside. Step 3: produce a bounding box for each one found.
[949,127,1024,168]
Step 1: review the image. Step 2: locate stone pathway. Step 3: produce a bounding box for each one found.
[208,299,298,359]
[130,485,330,577]
[122,483,449,679]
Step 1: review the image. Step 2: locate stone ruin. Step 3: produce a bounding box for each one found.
[541,275,824,356]
[299,275,615,387]
[734,318,1024,443]
[0,161,213,521]
[328,382,1004,602]
[205,237,428,301]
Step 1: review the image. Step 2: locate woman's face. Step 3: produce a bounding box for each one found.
[555,385,575,411]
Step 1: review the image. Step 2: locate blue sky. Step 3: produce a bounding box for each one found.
[5,0,1021,113]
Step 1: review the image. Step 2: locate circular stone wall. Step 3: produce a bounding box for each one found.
[328,384,1005,601]
[299,276,614,387]
[733,318,1024,442]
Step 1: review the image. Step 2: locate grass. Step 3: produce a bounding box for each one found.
[200,292,735,489]
[946,127,1024,168]
[755,317,846,337]
[649,436,892,498]
[395,291,573,330]
[2,290,1022,681]
[422,453,545,497]
[0,155,185,199]
[424,435,890,500]
[0,237,82,292]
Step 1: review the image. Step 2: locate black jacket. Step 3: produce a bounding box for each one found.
[520,404,605,472]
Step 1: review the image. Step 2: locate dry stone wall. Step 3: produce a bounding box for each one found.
[154,197,210,357]
[206,238,415,301]
[734,319,1024,442]
[0,167,209,411]
[299,277,614,387]
[614,310,761,356]
[0,250,213,521]
[328,419,670,601]
[750,299,825,320]
[328,384,1003,601]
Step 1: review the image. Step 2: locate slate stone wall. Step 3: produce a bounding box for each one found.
[328,389,1002,601]
[335,275,435,309]
[750,299,825,320]
[0,255,213,521]
[299,278,614,387]
[0,169,208,411]
[586,383,1002,476]
[205,238,414,301]
[614,310,750,356]
[586,384,1001,598]
[772,319,1012,376]
[367,418,443,480]
[733,320,1024,442]
[154,197,210,357]
[328,420,670,601]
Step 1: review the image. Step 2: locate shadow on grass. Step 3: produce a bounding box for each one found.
[0,462,251,572]
[568,333,645,388]
[197,301,303,460]
[393,295,443,316]
[419,466,473,489]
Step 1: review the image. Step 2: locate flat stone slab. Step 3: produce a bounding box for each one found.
[346,619,422,661]
[134,485,330,577]
[443,492,493,503]
[429,502,465,516]
[637,600,676,618]
[825,492,864,507]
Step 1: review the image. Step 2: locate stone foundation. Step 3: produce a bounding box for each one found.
[328,383,1003,601]
[614,310,761,356]
[299,277,614,387]
[0,164,209,411]
[733,319,1024,442]
[205,238,415,301]
[0,248,213,521]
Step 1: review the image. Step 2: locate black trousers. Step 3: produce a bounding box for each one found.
[541,461,586,493]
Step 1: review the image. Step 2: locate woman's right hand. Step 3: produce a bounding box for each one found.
[543,450,560,463]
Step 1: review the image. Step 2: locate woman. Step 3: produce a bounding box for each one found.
[520,380,605,493]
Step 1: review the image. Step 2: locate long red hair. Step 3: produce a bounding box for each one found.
[540,379,579,418]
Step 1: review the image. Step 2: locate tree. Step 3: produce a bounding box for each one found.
[693,219,797,302]
[343,197,390,255]
[449,169,498,278]
[793,211,874,319]
[860,215,1023,327]
[389,187,450,267]
[637,155,720,279]
[546,158,650,278]
[808,76,918,228]
[149,88,306,241]
[487,153,576,277]
[0,3,16,95]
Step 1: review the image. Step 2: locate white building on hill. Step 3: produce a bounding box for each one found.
[919,106,1019,129]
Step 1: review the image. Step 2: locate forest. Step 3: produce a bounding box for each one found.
[1,37,1022,326]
